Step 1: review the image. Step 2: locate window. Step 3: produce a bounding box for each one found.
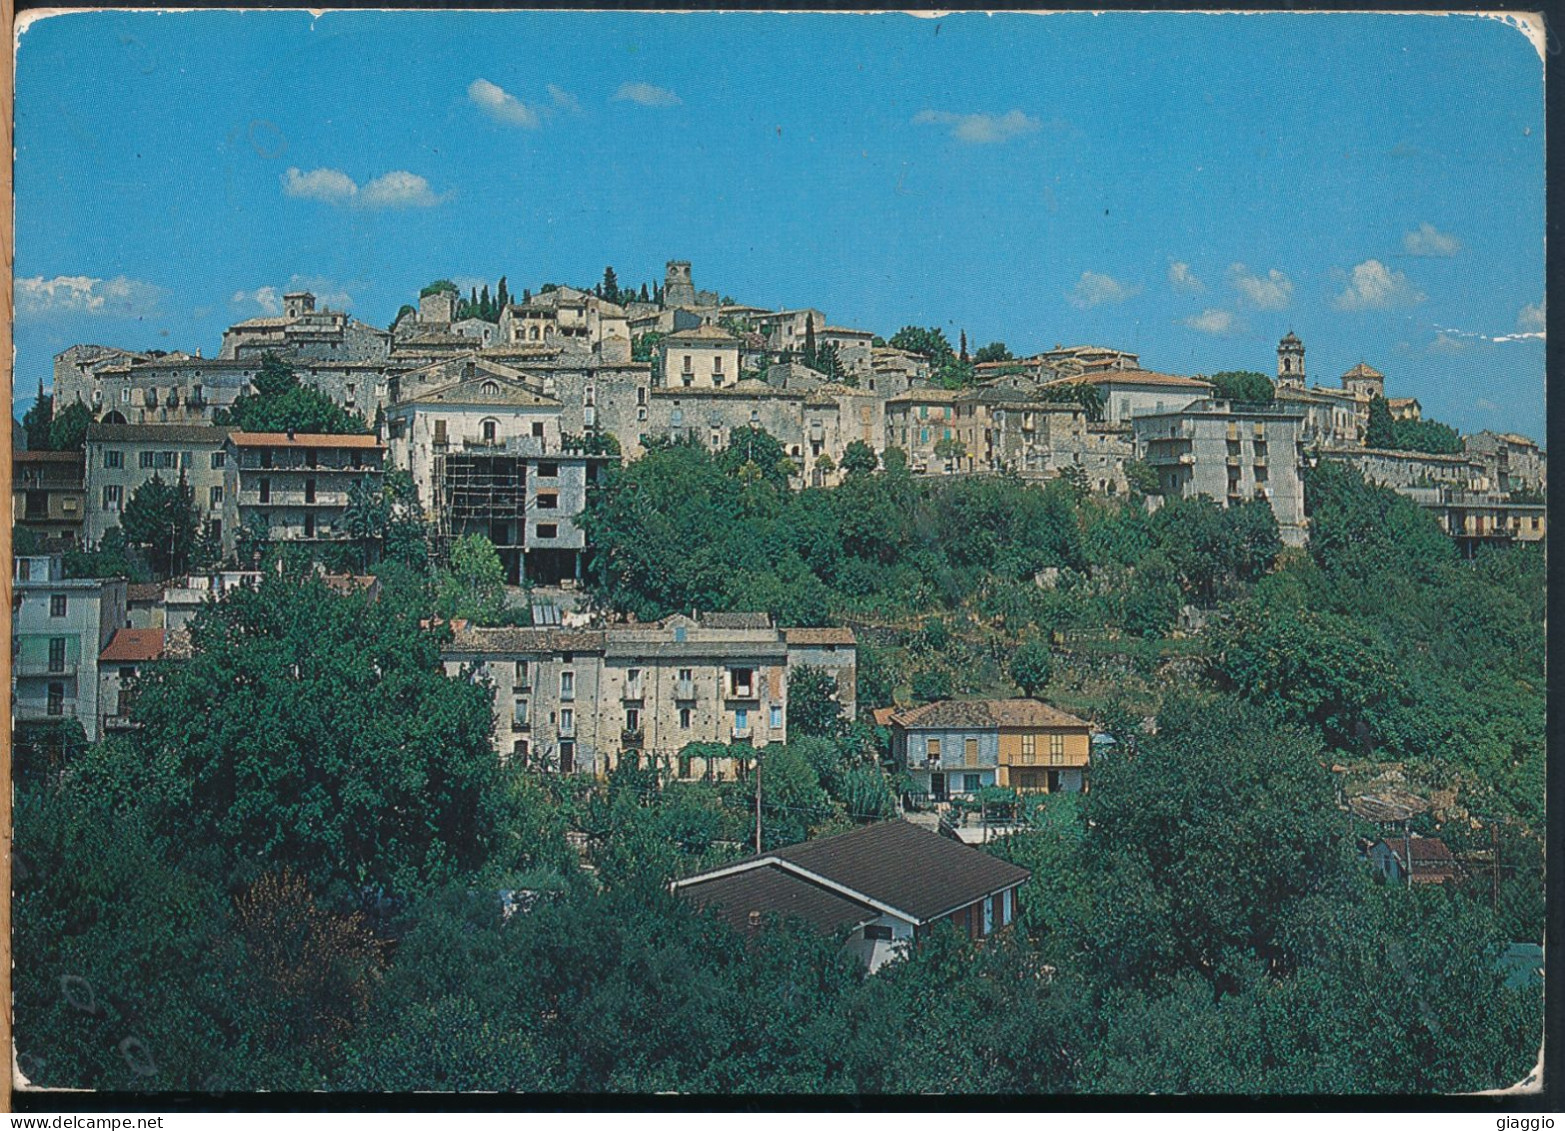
[536,523,558,539]
[770,705,783,729]
[48,637,67,673]
[50,594,67,618]
[121,387,131,403]
[679,707,692,729]
[103,485,124,512]
[483,381,500,396]
[735,707,749,732]
[560,671,575,700]
[258,478,271,504]
[559,742,575,773]
[537,493,558,510]
[47,683,65,717]
[303,513,316,539]
[513,739,530,761]
[513,699,528,726]
[638,407,648,421]
[180,451,193,470]
[434,420,447,445]
[682,354,693,374]
[730,667,755,697]
[671,408,684,427]
[713,356,724,373]
[863,924,894,942]
[926,738,941,762]
[211,451,226,469]
[1049,734,1066,765]
[677,666,693,687]
[559,708,575,735]
[965,737,979,767]
[482,419,497,442]
[304,479,317,504]
[260,448,273,469]
[1021,734,1036,765]
[637,387,647,406]
[963,773,981,794]
[139,451,155,469]
[16,559,30,581]
[537,462,559,478]
[625,708,640,732]
[210,486,224,508]
[531,422,545,439]
[514,661,530,688]
[104,449,124,469]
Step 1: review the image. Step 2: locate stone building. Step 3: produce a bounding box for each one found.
[221,431,386,557]
[83,423,232,548]
[14,451,85,549]
[648,382,809,467]
[657,324,743,389]
[440,613,856,779]
[219,291,391,362]
[97,627,165,737]
[497,287,631,362]
[1134,402,1309,546]
[385,362,603,585]
[1039,369,1213,426]
[12,554,128,744]
[1464,431,1547,495]
[1319,445,1489,494]
[815,326,877,377]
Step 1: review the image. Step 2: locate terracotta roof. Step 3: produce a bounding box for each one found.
[322,574,380,596]
[1043,369,1212,390]
[679,820,1030,925]
[783,627,856,646]
[891,698,1092,731]
[1377,836,1456,866]
[100,628,165,664]
[228,316,295,329]
[447,626,607,653]
[1343,362,1384,379]
[229,432,382,448]
[872,706,899,727]
[666,325,740,344]
[1387,397,1420,408]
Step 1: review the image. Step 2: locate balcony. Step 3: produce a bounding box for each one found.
[510,717,530,732]
[621,729,644,750]
[675,680,695,700]
[14,658,77,678]
[731,725,753,741]
[726,685,759,702]
[622,685,645,703]
[240,489,351,508]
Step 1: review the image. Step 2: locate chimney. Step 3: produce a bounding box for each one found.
[465,360,476,382]
[747,911,761,929]
[286,426,295,441]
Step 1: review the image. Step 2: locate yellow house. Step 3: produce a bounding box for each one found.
[992,701,1093,793]
[890,698,1094,799]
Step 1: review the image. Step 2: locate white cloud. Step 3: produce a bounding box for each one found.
[468,78,541,128]
[359,170,443,209]
[1517,300,1545,332]
[1183,308,1239,336]
[548,84,581,113]
[1333,259,1425,311]
[1428,332,1471,354]
[1229,263,1293,311]
[281,166,358,204]
[614,81,680,107]
[282,167,444,210]
[231,286,282,315]
[17,274,163,319]
[913,108,1039,145]
[1402,222,1461,257]
[1068,271,1139,309]
[1167,261,1203,293]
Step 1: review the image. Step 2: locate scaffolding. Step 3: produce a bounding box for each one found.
[433,452,528,551]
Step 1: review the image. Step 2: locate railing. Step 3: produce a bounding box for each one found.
[239,490,351,508]
[14,658,78,678]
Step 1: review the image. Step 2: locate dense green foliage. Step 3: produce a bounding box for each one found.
[22,384,54,451]
[1207,370,1274,404]
[215,354,370,435]
[1366,395,1464,454]
[119,473,209,579]
[12,441,1543,1095]
[436,533,508,624]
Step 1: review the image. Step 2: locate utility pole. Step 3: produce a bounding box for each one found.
[1492,822,1501,912]
[754,754,763,853]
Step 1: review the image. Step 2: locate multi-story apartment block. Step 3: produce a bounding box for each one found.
[441,613,856,779]
[1134,402,1308,546]
[12,555,128,743]
[221,431,386,556]
[888,698,1094,801]
[1039,369,1213,426]
[83,423,232,547]
[14,451,86,549]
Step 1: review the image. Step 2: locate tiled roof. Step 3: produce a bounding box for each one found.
[1378,836,1457,866]
[666,324,740,344]
[100,628,165,664]
[14,450,84,464]
[126,583,165,603]
[680,863,878,937]
[783,627,856,646]
[229,432,383,448]
[88,423,234,444]
[886,388,964,403]
[1343,362,1384,379]
[1043,369,1211,390]
[448,626,607,653]
[891,698,1092,731]
[702,611,773,630]
[681,820,1031,925]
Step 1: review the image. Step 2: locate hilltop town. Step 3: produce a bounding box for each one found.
[11,259,1545,1094]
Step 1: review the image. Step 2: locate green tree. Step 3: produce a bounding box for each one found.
[1009,640,1054,696]
[22,381,53,451]
[841,440,878,475]
[602,266,619,303]
[911,667,952,702]
[786,667,846,739]
[48,401,95,452]
[932,436,967,467]
[64,527,148,583]
[1123,459,1161,498]
[973,341,1012,364]
[1207,371,1275,404]
[1392,417,1463,455]
[420,279,459,299]
[632,331,665,364]
[1365,395,1396,449]
[1050,381,1105,422]
[436,534,507,623]
[216,354,370,436]
[120,473,202,579]
[888,326,954,363]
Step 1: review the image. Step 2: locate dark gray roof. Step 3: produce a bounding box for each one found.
[683,819,1030,925]
[680,863,877,937]
[87,423,234,444]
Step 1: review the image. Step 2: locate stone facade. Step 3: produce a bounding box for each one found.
[220,292,391,362]
[441,613,856,778]
[15,451,86,549]
[1464,431,1547,495]
[222,432,386,558]
[83,423,232,548]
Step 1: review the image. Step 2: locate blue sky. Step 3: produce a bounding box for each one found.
[15,10,1546,439]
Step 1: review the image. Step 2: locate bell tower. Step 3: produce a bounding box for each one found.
[1277,331,1305,388]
